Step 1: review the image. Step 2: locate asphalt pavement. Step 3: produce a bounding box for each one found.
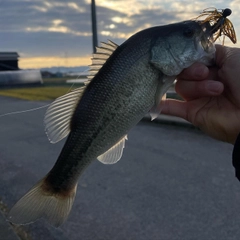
[0,211,20,240]
[0,96,239,240]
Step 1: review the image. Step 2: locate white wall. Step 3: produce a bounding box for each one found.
[0,70,43,86]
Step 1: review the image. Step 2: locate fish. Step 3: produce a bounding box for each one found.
[8,20,216,227]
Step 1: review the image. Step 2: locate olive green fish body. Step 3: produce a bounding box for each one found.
[8,20,216,227]
[48,48,161,187]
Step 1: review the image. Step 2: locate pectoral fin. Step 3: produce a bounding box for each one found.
[150,76,175,121]
[150,94,166,121]
[97,136,127,164]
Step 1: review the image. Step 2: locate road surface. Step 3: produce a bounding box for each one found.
[0,96,239,240]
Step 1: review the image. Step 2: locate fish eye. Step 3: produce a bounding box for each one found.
[183,28,195,38]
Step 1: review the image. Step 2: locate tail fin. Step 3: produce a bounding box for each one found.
[7,178,77,227]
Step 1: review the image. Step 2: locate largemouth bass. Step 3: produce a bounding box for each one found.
[8,20,216,227]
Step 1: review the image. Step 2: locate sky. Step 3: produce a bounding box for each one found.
[1,0,240,69]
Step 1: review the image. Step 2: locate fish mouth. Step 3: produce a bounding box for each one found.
[198,21,215,53]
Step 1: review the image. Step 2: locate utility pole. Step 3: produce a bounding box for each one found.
[91,0,98,53]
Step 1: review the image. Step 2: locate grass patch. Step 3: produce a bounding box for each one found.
[0,77,85,101]
[0,86,79,101]
[0,77,180,102]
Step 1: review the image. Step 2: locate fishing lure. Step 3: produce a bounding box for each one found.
[197,8,237,44]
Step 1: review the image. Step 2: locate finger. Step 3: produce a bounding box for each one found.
[207,67,219,81]
[161,98,206,123]
[215,44,227,67]
[178,62,209,81]
[175,80,224,101]
[160,99,188,120]
[161,98,212,127]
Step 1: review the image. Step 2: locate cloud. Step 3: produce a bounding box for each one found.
[1,31,92,57]
[1,0,239,68]
[96,5,181,40]
[1,0,91,33]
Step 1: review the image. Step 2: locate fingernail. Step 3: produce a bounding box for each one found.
[207,82,222,94]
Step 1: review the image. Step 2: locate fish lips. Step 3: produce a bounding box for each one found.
[198,20,216,53]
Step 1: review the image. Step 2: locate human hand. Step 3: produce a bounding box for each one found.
[161,45,240,144]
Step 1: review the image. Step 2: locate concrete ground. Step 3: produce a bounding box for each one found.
[0,96,239,240]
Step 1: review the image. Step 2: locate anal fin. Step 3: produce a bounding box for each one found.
[150,93,166,121]
[97,136,127,164]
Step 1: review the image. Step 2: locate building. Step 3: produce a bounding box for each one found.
[0,52,43,85]
[0,52,19,71]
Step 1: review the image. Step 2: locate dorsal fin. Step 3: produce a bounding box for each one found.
[85,40,118,85]
[44,40,118,143]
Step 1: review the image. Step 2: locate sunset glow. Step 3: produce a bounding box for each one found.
[19,56,92,69]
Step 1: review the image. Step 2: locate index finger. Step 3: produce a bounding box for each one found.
[178,62,209,81]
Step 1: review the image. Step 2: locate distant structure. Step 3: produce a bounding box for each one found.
[0,52,43,86]
[0,52,19,71]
